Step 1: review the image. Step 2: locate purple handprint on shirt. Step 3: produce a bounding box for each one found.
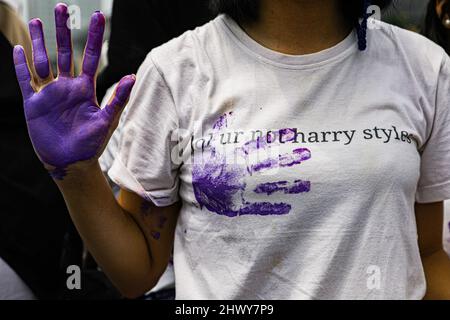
[192,114,311,217]
[13,4,135,179]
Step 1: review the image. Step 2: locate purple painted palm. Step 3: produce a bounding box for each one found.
[13,4,135,179]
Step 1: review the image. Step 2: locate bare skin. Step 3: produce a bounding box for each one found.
[241,0,353,55]
[416,202,450,300]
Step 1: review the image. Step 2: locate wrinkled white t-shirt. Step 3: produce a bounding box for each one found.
[108,15,450,299]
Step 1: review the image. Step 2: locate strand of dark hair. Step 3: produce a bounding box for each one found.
[209,0,393,51]
[209,0,393,24]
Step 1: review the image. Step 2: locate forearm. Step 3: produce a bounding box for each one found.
[422,249,450,300]
[54,161,156,298]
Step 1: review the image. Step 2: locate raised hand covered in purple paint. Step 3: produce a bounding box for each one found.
[192,114,312,217]
[13,4,135,179]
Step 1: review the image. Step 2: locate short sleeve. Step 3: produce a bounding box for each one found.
[416,55,450,203]
[99,84,120,174]
[108,54,180,207]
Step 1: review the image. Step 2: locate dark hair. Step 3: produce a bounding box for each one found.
[209,0,260,23]
[209,0,393,51]
[424,0,449,54]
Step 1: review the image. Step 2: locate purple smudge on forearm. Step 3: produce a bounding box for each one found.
[151,231,161,240]
[158,216,168,228]
[254,180,310,195]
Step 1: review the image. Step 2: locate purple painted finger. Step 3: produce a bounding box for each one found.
[13,46,34,100]
[55,3,72,76]
[82,11,105,77]
[29,18,51,79]
[103,75,136,119]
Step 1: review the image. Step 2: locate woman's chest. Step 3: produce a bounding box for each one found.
[177,107,422,217]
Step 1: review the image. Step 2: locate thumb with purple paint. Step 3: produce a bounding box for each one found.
[13,3,135,179]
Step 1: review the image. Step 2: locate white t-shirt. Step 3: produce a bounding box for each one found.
[108,15,450,299]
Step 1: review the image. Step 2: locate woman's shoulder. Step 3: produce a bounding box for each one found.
[373,20,447,76]
[145,15,223,78]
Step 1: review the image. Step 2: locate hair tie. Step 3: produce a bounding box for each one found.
[357,0,372,51]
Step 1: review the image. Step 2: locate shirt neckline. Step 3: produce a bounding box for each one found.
[217,14,358,70]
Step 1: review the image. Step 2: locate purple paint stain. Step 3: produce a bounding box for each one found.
[251,148,311,173]
[250,158,279,173]
[192,159,247,217]
[254,180,310,195]
[192,114,312,217]
[279,148,311,167]
[212,112,233,130]
[55,4,72,76]
[289,180,311,193]
[279,128,297,143]
[29,18,50,79]
[151,231,161,240]
[238,201,292,216]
